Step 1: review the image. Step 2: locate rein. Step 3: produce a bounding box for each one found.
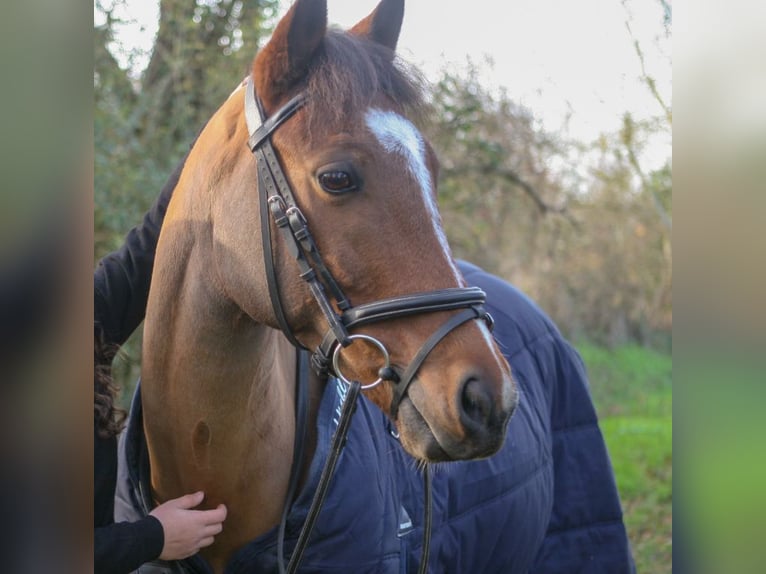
[243,76,490,573]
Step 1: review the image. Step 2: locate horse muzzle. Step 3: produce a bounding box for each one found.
[396,369,517,462]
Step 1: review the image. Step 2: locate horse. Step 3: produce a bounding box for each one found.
[137,0,517,571]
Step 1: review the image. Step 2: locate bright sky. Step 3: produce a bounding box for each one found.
[97,0,671,157]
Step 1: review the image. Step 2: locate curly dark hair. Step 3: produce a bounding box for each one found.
[94,324,127,438]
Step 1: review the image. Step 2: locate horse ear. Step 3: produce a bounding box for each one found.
[350,0,404,52]
[253,0,327,108]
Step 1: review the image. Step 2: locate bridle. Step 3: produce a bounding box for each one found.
[245,75,494,573]
[243,76,493,573]
[244,76,493,414]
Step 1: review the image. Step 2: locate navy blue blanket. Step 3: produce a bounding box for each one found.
[116,261,634,573]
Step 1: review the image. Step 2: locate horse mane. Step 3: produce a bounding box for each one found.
[300,29,429,141]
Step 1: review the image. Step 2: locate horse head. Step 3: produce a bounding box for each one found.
[196,0,517,462]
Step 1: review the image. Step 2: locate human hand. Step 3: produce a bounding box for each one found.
[149,491,228,561]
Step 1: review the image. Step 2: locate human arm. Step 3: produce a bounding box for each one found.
[94,516,164,574]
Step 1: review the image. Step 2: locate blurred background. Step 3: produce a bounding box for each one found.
[94,0,672,571]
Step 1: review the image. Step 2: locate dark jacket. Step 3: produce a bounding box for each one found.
[94,151,189,574]
[95,429,164,574]
[115,260,634,573]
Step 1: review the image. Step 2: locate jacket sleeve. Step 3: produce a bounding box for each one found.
[94,151,187,347]
[530,338,636,573]
[94,516,164,574]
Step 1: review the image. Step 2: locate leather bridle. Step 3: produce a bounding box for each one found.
[244,76,493,414]
[243,76,493,573]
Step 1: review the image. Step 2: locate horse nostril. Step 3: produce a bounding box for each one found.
[460,376,493,429]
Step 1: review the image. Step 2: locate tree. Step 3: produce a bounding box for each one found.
[95,0,279,258]
[140,0,279,149]
[95,0,278,396]
[427,61,671,348]
[425,64,571,282]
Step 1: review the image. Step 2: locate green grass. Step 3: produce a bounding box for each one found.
[578,343,672,418]
[578,343,672,573]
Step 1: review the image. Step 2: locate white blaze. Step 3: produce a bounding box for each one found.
[365,108,460,280]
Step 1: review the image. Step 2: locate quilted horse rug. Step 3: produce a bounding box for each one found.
[115,261,633,574]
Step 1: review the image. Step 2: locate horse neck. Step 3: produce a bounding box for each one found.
[141,221,317,563]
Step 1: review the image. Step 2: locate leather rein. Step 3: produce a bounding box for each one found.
[243,76,492,573]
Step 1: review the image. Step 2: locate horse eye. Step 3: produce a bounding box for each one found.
[318,170,358,194]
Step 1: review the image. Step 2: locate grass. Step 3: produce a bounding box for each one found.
[578,343,672,573]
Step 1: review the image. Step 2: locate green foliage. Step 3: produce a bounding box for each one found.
[427,62,672,348]
[94,0,278,260]
[426,65,566,279]
[583,344,672,573]
[578,343,672,417]
[95,0,279,401]
[601,416,672,573]
[601,417,671,499]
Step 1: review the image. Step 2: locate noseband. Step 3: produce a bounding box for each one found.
[244,76,493,415]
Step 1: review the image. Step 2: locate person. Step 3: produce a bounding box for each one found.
[94,151,227,574]
[102,151,634,573]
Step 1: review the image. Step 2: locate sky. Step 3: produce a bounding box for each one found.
[97,0,671,160]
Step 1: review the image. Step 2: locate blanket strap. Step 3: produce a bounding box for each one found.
[277,351,310,572]
[278,374,434,574]
[283,380,362,574]
[419,466,432,574]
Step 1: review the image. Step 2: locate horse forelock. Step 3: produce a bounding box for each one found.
[197,29,428,190]
[299,30,429,143]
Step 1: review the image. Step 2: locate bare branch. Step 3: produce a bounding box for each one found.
[443,164,578,226]
[623,141,673,231]
[622,2,672,126]
[494,167,567,215]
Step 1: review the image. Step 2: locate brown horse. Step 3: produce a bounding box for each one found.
[140,0,517,571]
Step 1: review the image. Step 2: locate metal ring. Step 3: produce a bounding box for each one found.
[332,334,390,390]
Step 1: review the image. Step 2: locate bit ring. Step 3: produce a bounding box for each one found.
[332,334,390,390]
